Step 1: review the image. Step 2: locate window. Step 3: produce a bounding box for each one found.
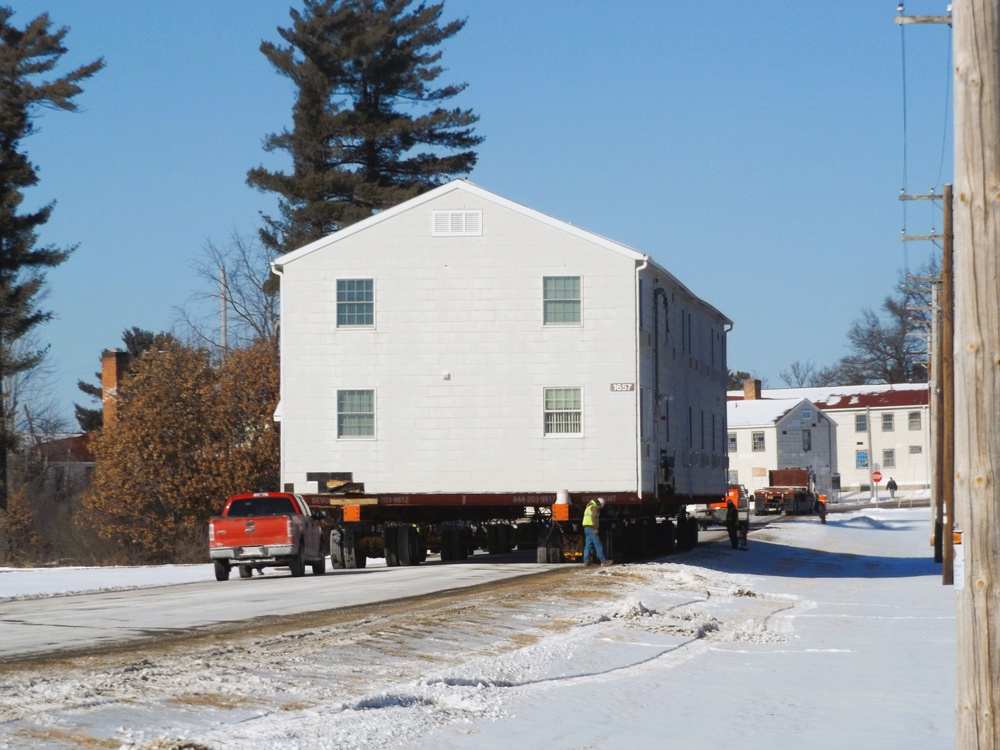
[728,432,737,453]
[432,210,482,236]
[337,390,374,437]
[883,449,896,468]
[802,429,812,452]
[544,387,581,434]
[882,413,894,432]
[337,279,374,327]
[801,409,811,421]
[543,276,581,325]
[856,450,869,469]
[751,431,765,452]
[909,445,923,454]
[855,414,867,432]
[908,411,922,430]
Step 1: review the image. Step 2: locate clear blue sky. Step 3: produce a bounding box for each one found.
[10,1,953,424]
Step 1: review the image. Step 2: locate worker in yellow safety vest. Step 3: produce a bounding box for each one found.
[582,497,613,567]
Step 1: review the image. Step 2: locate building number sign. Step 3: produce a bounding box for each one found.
[610,383,635,392]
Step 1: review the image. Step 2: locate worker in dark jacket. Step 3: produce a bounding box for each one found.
[582,498,613,567]
[725,499,739,550]
[887,477,898,500]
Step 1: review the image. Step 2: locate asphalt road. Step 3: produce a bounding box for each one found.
[0,555,555,662]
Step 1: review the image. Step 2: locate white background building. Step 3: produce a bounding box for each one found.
[728,382,930,496]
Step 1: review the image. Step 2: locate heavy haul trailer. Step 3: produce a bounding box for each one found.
[303,481,705,568]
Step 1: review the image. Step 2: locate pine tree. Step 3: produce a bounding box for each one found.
[248,0,482,255]
[0,8,103,508]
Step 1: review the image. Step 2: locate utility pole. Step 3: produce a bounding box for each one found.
[940,184,955,585]
[952,0,1000,745]
[220,265,228,365]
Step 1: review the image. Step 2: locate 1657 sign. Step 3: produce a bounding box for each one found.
[610,383,635,392]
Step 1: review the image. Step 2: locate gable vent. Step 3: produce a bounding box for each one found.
[433,210,482,236]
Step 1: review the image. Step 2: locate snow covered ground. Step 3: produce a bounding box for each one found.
[0,506,954,749]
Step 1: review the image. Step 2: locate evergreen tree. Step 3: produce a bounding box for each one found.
[74,328,176,432]
[0,8,103,507]
[248,0,482,255]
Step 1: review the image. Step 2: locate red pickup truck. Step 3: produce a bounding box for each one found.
[209,492,326,581]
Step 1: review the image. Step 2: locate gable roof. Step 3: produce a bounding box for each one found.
[270,179,731,325]
[272,179,646,267]
[728,398,812,428]
[727,383,928,410]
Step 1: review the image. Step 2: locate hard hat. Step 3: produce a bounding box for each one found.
[596,497,605,507]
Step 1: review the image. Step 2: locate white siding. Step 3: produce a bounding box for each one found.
[276,183,730,499]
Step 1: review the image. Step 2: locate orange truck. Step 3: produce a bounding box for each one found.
[752,469,816,515]
[209,492,327,581]
[692,484,747,528]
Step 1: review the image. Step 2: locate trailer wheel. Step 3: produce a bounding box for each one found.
[660,520,677,555]
[213,560,231,581]
[397,525,420,566]
[439,528,454,561]
[383,527,400,567]
[289,543,306,577]
[238,564,252,579]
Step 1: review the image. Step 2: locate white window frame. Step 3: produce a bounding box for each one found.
[543,276,582,326]
[728,432,737,453]
[855,414,867,432]
[909,445,923,454]
[336,279,375,328]
[337,389,375,439]
[882,413,895,432]
[883,449,896,468]
[908,411,922,431]
[751,431,765,452]
[543,387,583,436]
[801,409,811,421]
[432,210,482,236]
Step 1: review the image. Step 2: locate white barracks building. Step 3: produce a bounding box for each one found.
[271,180,732,505]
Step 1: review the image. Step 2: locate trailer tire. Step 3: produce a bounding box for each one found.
[661,520,677,555]
[238,564,252,579]
[383,527,400,567]
[214,560,231,581]
[398,525,420,566]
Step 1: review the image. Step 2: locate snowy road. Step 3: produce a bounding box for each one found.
[0,508,955,750]
[0,556,555,661]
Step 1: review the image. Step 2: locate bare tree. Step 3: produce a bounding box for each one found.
[779,361,818,387]
[175,233,279,353]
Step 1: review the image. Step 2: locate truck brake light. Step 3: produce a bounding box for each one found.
[208,521,215,542]
[287,517,293,541]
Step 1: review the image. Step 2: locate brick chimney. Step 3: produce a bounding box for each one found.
[101,350,129,428]
[743,378,762,400]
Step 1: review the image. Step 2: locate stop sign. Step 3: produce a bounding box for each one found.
[872,470,883,483]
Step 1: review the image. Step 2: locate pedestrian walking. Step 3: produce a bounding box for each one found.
[725,499,739,550]
[887,477,898,501]
[582,497,613,567]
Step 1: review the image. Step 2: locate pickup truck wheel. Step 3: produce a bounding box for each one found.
[238,564,252,579]
[311,554,326,575]
[213,560,231,582]
[290,542,306,577]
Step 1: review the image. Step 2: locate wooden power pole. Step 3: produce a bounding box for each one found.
[952,0,1000,745]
